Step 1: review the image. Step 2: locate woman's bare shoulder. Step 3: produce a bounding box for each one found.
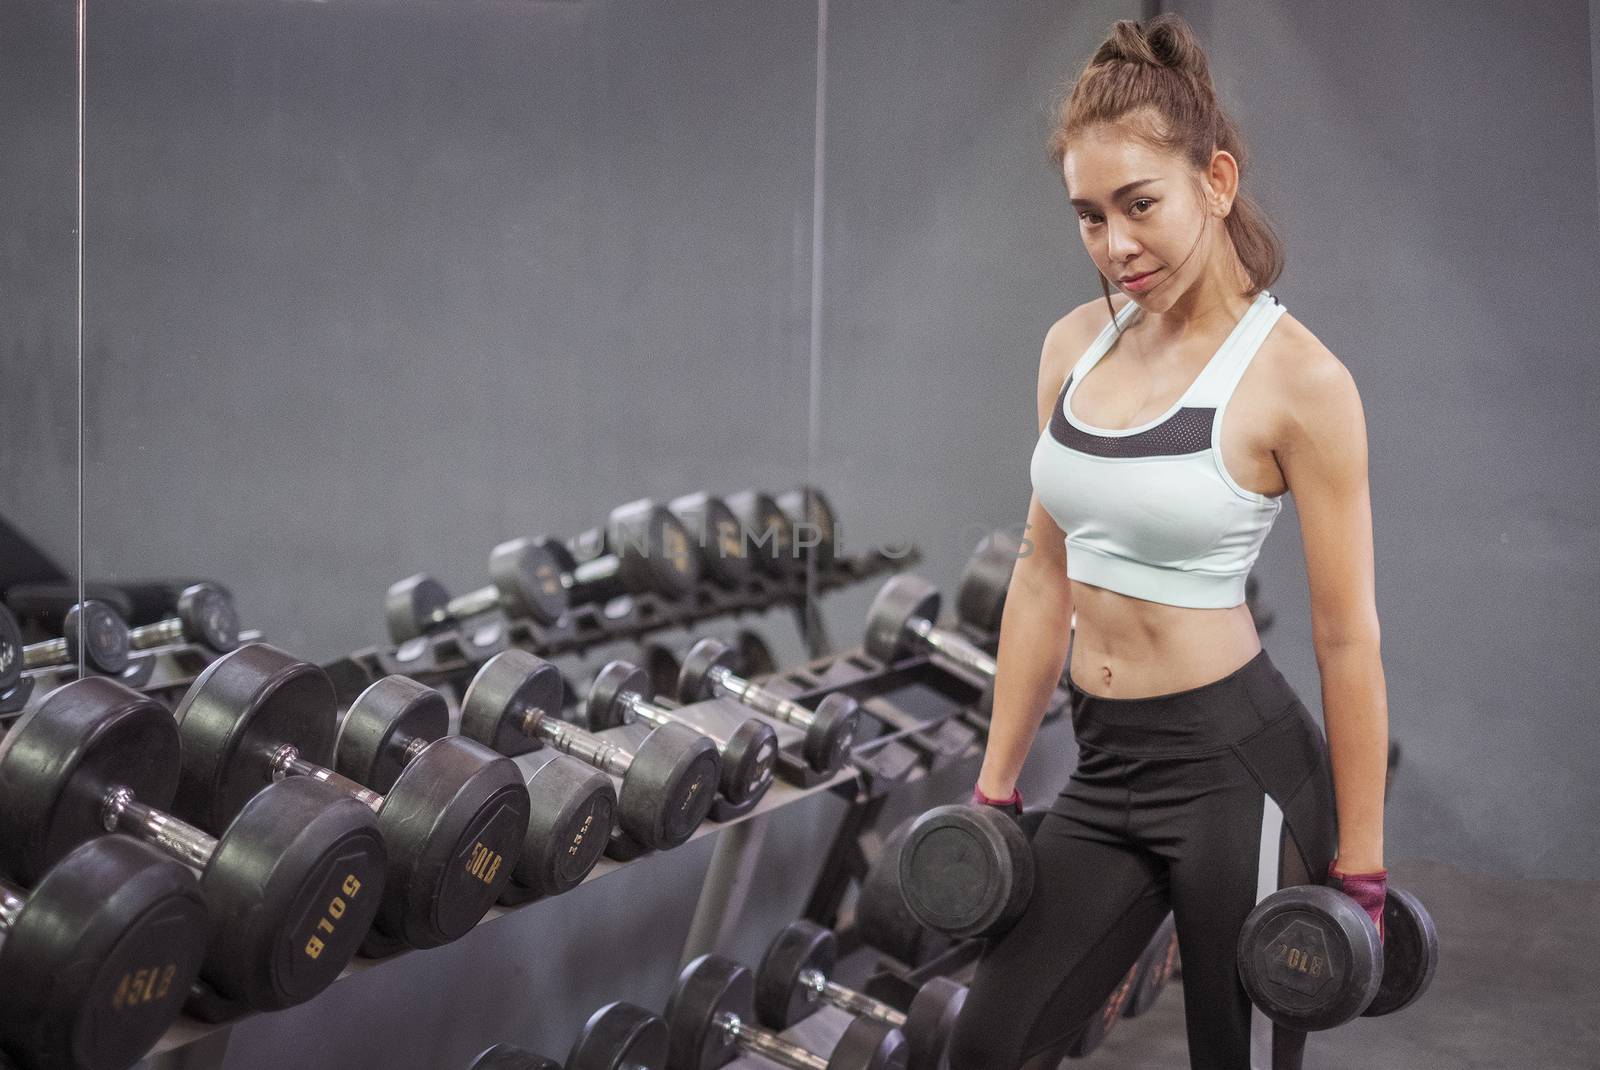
[1041,292,1128,374]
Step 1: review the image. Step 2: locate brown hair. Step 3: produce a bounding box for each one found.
[1049,14,1284,325]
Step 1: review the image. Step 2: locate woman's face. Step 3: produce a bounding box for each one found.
[1062,120,1231,310]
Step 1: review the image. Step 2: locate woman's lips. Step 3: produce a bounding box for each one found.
[1120,269,1160,292]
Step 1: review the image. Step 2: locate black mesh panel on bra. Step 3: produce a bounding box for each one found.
[1048,376,1216,458]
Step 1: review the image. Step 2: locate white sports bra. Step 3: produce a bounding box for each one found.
[1029,289,1287,609]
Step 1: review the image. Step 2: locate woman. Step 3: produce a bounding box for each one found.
[947,15,1389,1070]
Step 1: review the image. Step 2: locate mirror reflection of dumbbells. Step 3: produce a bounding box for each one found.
[774,486,839,571]
[663,492,756,590]
[0,676,388,1012]
[125,582,241,655]
[460,651,721,856]
[676,637,860,776]
[386,501,702,651]
[17,600,132,679]
[173,644,531,955]
[0,835,210,1070]
[756,921,964,1070]
[547,499,703,613]
[724,490,795,576]
[467,1001,668,1070]
[586,659,778,808]
[668,954,909,1070]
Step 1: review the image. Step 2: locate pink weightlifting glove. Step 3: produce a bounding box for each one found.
[1327,861,1387,944]
[972,784,1023,817]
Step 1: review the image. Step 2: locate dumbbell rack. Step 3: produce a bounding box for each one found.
[131,557,1080,1070]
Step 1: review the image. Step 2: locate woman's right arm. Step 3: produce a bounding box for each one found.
[973,310,1082,801]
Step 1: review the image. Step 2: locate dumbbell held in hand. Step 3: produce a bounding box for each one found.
[1236,880,1438,1031]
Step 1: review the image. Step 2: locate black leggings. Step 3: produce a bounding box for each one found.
[947,648,1336,1070]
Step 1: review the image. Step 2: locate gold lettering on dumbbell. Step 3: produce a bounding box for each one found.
[717,519,743,560]
[663,525,692,575]
[1272,942,1325,977]
[465,842,504,885]
[305,873,364,960]
[566,812,595,856]
[111,963,177,1011]
[536,561,562,596]
[679,777,705,812]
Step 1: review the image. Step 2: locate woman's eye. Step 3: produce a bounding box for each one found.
[1131,198,1154,214]
[1078,200,1153,225]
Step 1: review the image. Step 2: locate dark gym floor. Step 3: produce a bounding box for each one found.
[845,859,1598,1069]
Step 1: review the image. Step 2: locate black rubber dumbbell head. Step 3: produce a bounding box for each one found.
[336,676,529,948]
[1362,886,1438,1018]
[0,836,209,1070]
[568,1001,669,1070]
[667,955,755,1070]
[898,803,1034,941]
[775,486,839,569]
[863,575,941,664]
[172,643,339,832]
[488,536,570,626]
[676,637,740,705]
[754,919,838,1030]
[1237,884,1383,1031]
[459,649,567,759]
[513,755,617,898]
[669,492,755,588]
[622,723,719,849]
[385,574,453,643]
[804,693,860,775]
[0,677,181,885]
[828,1017,909,1070]
[723,491,793,573]
[175,582,241,653]
[954,530,1019,635]
[66,600,133,676]
[608,500,701,599]
[199,777,388,1007]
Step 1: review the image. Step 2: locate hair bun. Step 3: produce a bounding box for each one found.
[1100,15,1206,79]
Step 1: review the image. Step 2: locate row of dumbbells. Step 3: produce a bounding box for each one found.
[385,488,840,652]
[0,611,871,1070]
[466,919,966,1070]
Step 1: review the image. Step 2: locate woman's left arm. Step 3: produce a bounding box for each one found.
[1275,345,1388,873]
